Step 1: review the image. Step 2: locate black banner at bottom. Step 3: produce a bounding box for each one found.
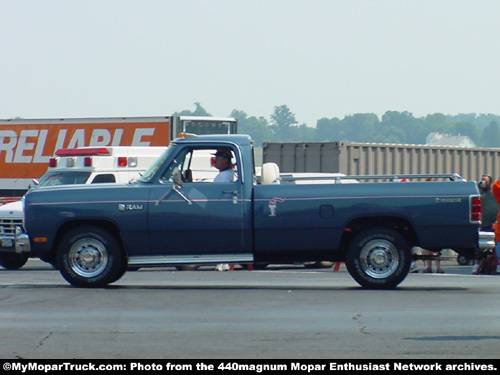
[2,360,499,374]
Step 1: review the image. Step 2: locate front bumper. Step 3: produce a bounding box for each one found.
[478,230,495,250]
[1,227,31,254]
[0,234,17,253]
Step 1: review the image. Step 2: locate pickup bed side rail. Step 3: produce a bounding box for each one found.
[280,173,466,183]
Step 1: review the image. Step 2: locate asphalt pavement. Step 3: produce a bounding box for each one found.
[1,257,499,359]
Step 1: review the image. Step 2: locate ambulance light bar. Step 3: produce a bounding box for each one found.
[49,148,135,169]
[55,148,111,157]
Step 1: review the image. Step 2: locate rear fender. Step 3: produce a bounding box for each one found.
[340,216,416,258]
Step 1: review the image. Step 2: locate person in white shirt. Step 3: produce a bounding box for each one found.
[213,150,235,183]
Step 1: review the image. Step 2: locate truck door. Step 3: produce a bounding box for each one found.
[147,146,252,260]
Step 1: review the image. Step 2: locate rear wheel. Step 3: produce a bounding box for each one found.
[345,227,411,289]
[57,226,124,287]
[0,253,29,270]
[252,262,269,270]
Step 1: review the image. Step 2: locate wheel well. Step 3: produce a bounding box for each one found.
[339,216,417,257]
[53,220,126,257]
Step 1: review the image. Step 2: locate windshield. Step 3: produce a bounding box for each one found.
[138,146,175,182]
[38,172,91,187]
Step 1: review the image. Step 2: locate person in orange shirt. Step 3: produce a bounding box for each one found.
[491,179,500,263]
[472,175,498,273]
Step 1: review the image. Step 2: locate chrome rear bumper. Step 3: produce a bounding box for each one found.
[478,231,495,250]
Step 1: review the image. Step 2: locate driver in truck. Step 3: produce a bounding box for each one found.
[213,149,235,183]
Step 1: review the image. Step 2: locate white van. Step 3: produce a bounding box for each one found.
[0,146,166,270]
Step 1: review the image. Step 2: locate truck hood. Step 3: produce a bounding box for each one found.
[0,200,23,218]
[24,181,145,206]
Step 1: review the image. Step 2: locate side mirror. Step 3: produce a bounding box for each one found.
[156,166,191,206]
[172,167,183,187]
[171,167,191,205]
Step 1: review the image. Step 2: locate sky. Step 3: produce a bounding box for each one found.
[1,0,500,127]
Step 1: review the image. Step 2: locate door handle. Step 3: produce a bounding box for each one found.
[223,190,239,204]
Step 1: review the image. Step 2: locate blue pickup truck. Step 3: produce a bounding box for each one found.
[19,135,491,289]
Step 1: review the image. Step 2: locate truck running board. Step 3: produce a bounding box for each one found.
[128,254,254,267]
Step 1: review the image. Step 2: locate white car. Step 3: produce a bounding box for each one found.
[0,200,26,269]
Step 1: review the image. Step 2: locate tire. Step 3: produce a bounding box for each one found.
[252,262,269,270]
[39,253,58,269]
[345,227,411,289]
[175,265,200,271]
[457,254,472,266]
[57,226,124,287]
[304,261,334,269]
[0,253,29,270]
[109,259,129,283]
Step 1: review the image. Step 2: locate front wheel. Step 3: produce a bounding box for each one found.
[345,227,411,289]
[0,253,29,270]
[57,226,125,288]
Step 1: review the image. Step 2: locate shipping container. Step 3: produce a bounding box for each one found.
[263,141,500,183]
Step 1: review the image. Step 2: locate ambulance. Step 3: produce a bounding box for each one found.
[36,146,166,187]
[0,146,166,269]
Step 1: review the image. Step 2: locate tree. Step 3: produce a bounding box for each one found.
[295,123,316,142]
[170,104,500,147]
[230,109,271,146]
[341,113,379,142]
[172,102,211,117]
[381,111,420,143]
[451,121,478,145]
[270,105,298,141]
[480,121,500,147]
[316,117,342,141]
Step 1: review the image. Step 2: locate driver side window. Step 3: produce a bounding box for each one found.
[160,147,237,183]
[188,148,224,182]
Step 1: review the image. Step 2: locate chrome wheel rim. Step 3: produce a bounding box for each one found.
[359,239,399,279]
[68,238,108,278]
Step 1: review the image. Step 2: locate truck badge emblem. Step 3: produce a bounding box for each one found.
[269,198,285,217]
[118,204,144,211]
